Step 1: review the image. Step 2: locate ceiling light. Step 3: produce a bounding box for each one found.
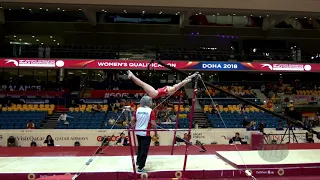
[57,43,60,45]
[233,13,236,16]
[102,9,105,12]
[19,39,22,41]
[29,9,32,11]
[32,36,35,38]
[228,15,230,16]
[41,42,43,45]
[217,13,219,15]
[304,17,307,18]
[176,13,179,15]
[9,9,11,10]
[57,8,60,10]
[36,39,39,41]
[213,15,215,16]
[124,10,127,13]
[199,12,202,15]
[21,7,24,9]
[142,11,145,14]
[13,35,16,38]
[39,8,42,10]
[50,36,53,38]
[53,39,56,42]
[259,16,262,18]
[250,15,253,16]
[159,11,162,14]
[310,18,312,20]
[46,9,48,11]
[62,9,65,11]
[267,15,269,17]
[295,17,298,20]
[79,8,81,11]
[195,14,198,15]
[177,12,180,14]
[0,7,2,9]
[244,16,246,17]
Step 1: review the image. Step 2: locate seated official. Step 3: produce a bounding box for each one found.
[43,135,54,146]
[26,120,35,129]
[116,133,129,146]
[229,132,243,144]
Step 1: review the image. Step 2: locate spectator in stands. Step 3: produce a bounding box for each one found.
[45,45,51,58]
[288,100,294,111]
[130,100,135,109]
[57,112,74,124]
[100,120,107,129]
[38,45,44,58]
[109,116,116,125]
[26,120,35,129]
[116,133,129,146]
[92,104,102,113]
[43,135,54,146]
[242,117,250,128]
[194,121,199,129]
[229,132,243,144]
[248,119,257,130]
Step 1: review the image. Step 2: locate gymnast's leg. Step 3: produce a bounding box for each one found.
[127,70,159,98]
[167,72,199,95]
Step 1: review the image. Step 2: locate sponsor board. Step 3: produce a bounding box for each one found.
[1,58,320,72]
[0,129,314,147]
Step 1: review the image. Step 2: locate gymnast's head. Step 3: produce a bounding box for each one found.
[140,96,152,108]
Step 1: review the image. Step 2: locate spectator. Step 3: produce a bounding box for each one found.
[92,104,102,113]
[248,119,257,130]
[116,133,129,146]
[26,120,35,129]
[57,112,73,124]
[99,120,107,129]
[109,116,116,125]
[38,45,44,58]
[229,132,243,144]
[194,121,199,129]
[45,45,51,58]
[43,135,54,146]
[242,117,250,128]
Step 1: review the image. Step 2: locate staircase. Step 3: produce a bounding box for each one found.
[43,112,61,129]
[252,89,267,102]
[193,111,210,128]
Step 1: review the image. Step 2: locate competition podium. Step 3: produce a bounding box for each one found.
[250,132,264,150]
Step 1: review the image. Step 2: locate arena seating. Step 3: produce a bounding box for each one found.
[0,104,54,129]
[57,104,190,129]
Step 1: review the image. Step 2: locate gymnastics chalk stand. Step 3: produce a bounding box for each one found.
[170,90,183,155]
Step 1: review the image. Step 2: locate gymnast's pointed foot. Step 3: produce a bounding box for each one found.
[187,72,199,79]
[127,70,134,79]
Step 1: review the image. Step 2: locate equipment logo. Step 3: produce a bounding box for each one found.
[261,63,312,71]
[258,144,289,162]
[4,59,64,68]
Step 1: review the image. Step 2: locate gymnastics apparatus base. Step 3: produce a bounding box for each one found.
[0,145,320,180]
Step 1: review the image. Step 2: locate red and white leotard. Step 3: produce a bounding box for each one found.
[153,86,169,99]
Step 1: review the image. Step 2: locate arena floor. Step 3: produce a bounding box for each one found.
[0,144,320,180]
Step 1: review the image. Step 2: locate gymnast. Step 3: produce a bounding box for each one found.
[127,70,198,99]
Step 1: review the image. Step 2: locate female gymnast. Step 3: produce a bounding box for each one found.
[127,70,198,99]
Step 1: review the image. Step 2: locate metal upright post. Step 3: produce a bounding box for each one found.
[182,75,199,177]
[127,127,137,180]
[170,91,183,155]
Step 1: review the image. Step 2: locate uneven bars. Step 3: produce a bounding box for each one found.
[182,75,198,177]
[171,90,183,155]
[153,60,305,128]
[127,126,137,180]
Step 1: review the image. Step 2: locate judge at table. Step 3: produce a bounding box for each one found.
[229,132,243,144]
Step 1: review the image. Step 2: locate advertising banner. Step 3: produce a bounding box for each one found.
[0,129,313,147]
[281,95,318,105]
[1,58,320,72]
[90,90,182,98]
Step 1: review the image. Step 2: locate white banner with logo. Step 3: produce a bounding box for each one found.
[0,129,314,147]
